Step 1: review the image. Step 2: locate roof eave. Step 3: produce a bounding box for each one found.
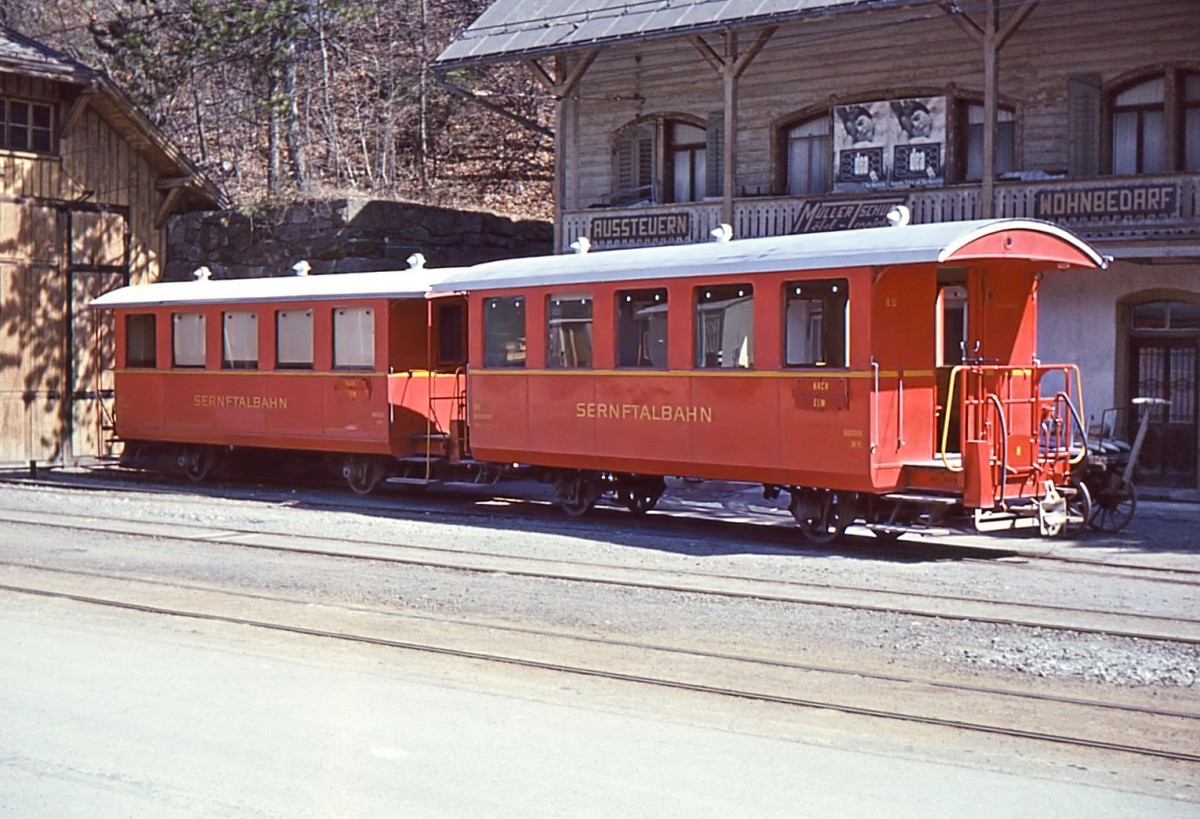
[434,0,941,70]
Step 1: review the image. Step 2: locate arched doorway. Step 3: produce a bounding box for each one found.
[1127,299,1199,487]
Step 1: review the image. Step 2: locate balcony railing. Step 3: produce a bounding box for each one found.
[561,173,1200,253]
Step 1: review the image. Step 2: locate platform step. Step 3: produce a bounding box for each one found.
[385,476,439,486]
[883,492,960,506]
[865,523,954,537]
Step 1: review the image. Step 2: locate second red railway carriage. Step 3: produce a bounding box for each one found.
[90,266,473,492]
[92,218,1107,541]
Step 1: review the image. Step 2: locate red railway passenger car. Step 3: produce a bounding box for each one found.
[90,265,473,493]
[432,218,1107,540]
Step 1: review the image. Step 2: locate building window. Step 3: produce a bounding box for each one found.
[784,280,848,367]
[125,314,157,368]
[276,309,314,369]
[612,116,718,206]
[1131,301,1200,332]
[667,121,707,203]
[1109,70,1200,175]
[172,312,206,368]
[547,294,593,368]
[1185,73,1200,172]
[222,311,258,369]
[1112,77,1167,175]
[0,98,53,153]
[785,116,831,196]
[962,103,1015,181]
[483,296,525,367]
[616,288,668,368]
[696,284,753,369]
[333,307,374,369]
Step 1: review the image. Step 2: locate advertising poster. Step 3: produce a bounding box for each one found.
[833,96,946,192]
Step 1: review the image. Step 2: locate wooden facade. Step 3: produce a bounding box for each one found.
[437,0,1200,492]
[0,28,222,467]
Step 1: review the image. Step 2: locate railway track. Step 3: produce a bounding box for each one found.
[1,502,1198,645]
[1,468,1196,584]
[1,564,1197,766]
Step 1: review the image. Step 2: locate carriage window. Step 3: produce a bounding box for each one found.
[276,309,313,369]
[222,311,258,369]
[484,296,525,367]
[696,284,753,368]
[437,302,465,364]
[548,294,593,368]
[125,314,157,368]
[785,280,848,367]
[617,288,668,368]
[172,312,206,368]
[333,307,375,369]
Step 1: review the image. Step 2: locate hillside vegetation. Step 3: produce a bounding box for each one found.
[1,0,553,218]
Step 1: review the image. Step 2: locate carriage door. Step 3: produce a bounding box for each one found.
[68,207,129,462]
[1128,301,1199,487]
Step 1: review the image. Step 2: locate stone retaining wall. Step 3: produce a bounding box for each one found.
[165,199,552,281]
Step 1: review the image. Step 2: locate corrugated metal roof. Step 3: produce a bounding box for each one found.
[436,0,935,67]
[430,220,1108,292]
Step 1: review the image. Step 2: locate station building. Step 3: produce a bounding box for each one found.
[0,26,223,467]
[435,0,1200,492]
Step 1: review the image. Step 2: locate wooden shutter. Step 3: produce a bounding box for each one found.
[706,112,724,198]
[1067,74,1102,177]
[615,122,656,203]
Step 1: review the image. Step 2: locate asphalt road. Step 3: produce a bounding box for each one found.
[0,581,1194,817]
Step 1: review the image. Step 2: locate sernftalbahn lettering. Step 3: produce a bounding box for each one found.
[576,402,712,423]
[194,394,288,410]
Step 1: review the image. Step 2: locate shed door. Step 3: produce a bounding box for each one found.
[68,208,129,461]
[0,199,65,466]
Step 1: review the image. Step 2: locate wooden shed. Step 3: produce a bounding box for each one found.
[0,25,224,468]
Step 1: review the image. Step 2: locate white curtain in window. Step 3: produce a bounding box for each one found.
[173,312,205,367]
[223,311,258,367]
[334,308,375,368]
[277,309,313,367]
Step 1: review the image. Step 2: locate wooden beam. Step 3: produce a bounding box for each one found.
[731,26,776,79]
[523,59,556,92]
[155,176,199,191]
[60,90,93,139]
[690,35,725,73]
[996,2,1037,49]
[941,2,983,41]
[433,73,553,137]
[945,0,1039,218]
[690,28,776,228]
[154,187,184,229]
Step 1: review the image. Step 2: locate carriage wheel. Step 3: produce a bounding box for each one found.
[1088,479,1137,533]
[556,473,601,517]
[616,477,665,515]
[1061,481,1092,537]
[343,455,385,496]
[790,489,847,544]
[179,446,216,482]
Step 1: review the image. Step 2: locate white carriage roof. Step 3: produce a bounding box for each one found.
[430,220,1108,293]
[435,0,939,67]
[89,266,464,309]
